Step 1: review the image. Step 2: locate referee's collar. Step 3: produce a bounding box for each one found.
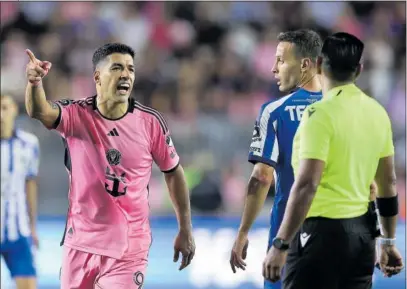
[325,83,358,99]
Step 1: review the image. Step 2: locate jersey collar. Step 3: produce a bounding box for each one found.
[92,95,135,121]
[92,95,135,113]
[325,83,358,99]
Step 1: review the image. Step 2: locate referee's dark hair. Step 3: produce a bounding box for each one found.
[318,32,364,82]
[277,29,322,62]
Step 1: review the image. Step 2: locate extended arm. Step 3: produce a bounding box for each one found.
[25,83,59,129]
[25,49,59,129]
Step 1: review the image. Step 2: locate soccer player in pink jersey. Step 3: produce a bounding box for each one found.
[24,43,196,289]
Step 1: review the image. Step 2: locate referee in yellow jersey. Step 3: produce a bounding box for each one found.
[261,32,404,289]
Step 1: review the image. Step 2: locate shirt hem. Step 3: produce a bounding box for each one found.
[63,242,123,260]
[306,208,368,219]
[162,161,180,173]
[299,153,327,162]
[379,151,395,158]
[248,155,277,169]
[63,242,149,261]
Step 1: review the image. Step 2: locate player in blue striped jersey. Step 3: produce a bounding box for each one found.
[1,94,39,289]
[230,30,323,289]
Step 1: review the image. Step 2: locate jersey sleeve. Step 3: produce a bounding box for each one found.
[380,113,395,158]
[297,105,333,162]
[26,137,40,179]
[151,114,180,173]
[50,99,76,138]
[248,104,279,168]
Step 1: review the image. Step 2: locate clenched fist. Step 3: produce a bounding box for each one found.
[25,49,52,86]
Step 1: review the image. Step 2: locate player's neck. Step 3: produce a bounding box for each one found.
[96,96,129,120]
[0,125,14,140]
[298,73,321,93]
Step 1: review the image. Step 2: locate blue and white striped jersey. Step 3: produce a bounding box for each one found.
[248,88,322,239]
[1,129,39,243]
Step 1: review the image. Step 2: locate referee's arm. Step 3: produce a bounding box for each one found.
[374,117,404,276]
[375,113,398,235]
[275,159,324,242]
[375,156,398,238]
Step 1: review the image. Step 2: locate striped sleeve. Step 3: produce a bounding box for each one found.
[248,101,280,168]
[51,99,76,137]
[50,97,92,137]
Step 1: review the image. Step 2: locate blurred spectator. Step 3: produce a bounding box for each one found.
[1,2,405,217]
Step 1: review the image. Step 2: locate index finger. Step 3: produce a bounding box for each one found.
[230,254,237,273]
[179,253,188,270]
[25,49,37,63]
[271,266,281,282]
[173,249,180,262]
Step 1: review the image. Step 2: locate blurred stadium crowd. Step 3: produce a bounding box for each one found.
[1,2,405,218]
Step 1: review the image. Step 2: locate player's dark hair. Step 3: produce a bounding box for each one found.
[320,32,364,82]
[277,29,322,62]
[92,43,135,71]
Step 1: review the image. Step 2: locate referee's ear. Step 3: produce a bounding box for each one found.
[355,63,363,80]
[316,56,323,75]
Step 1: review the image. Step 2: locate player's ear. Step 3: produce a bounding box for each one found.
[316,56,322,75]
[301,58,311,72]
[94,70,100,85]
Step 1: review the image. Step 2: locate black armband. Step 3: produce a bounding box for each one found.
[376,195,399,217]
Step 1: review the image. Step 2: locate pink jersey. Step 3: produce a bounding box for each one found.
[50,96,179,260]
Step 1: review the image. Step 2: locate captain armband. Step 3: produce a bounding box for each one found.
[376,195,399,217]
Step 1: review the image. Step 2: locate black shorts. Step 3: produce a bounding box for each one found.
[283,213,376,289]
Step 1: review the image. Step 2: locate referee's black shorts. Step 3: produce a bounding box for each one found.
[283,212,376,289]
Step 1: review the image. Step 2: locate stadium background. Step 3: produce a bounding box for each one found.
[1,1,405,289]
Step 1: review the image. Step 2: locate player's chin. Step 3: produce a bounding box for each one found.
[278,84,288,92]
[278,83,294,93]
[115,91,131,102]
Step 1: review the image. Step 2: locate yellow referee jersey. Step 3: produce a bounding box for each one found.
[292,83,395,219]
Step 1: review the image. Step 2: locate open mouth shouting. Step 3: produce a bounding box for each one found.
[117,82,130,95]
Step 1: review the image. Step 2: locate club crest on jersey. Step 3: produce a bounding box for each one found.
[308,107,316,118]
[133,271,144,288]
[253,123,260,137]
[252,121,261,142]
[106,148,122,166]
[166,135,174,147]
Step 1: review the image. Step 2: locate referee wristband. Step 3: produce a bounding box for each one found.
[378,237,396,246]
[376,195,398,217]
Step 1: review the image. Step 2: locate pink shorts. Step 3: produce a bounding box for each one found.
[60,246,147,289]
